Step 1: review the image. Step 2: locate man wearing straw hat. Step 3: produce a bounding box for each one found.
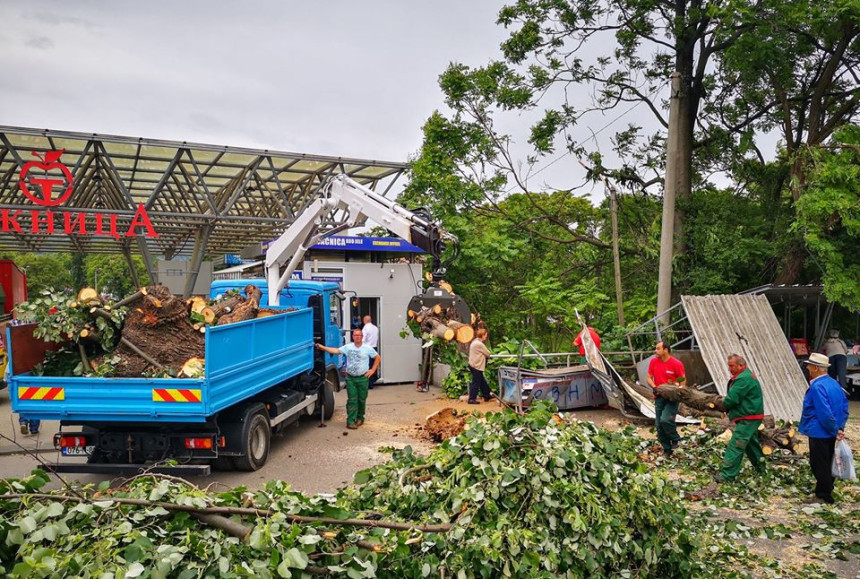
[799,353,849,504]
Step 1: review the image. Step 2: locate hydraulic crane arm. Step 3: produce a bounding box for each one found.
[264,175,469,321]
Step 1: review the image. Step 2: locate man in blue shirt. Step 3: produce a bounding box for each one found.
[799,353,850,504]
[317,329,380,429]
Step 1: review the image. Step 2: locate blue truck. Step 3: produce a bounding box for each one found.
[9,175,471,476]
[9,280,345,475]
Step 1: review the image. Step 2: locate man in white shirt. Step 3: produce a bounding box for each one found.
[362,315,379,388]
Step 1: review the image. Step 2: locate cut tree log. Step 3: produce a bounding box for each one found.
[719,420,799,455]
[654,383,727,412]
[77,287,100,305]
[425,318,455,341]
[678,403,724,419]
[200,307,216,325]
[245,284,263,306]
[446,320,474,344]
[188,297,207,315]
[217,302,257,325]
[78,327,101,341]
[114,288,148,309]
[211,295,243,318]
[412,307,433,323]
[179,357,205,378]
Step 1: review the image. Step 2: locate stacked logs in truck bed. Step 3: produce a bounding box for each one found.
[408,305,476,344]
[626,379,799,455]
[74,284,287,378]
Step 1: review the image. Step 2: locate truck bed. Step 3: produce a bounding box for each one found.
[10,308,314,423]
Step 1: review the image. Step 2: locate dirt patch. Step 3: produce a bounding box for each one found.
[424,407,467,441]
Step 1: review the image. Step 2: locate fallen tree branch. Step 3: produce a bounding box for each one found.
[0,434,86,501]
[113,288,148,309]
[118,337,165,370]
[192,513,252,542]
[77,343,90,372]
[399,464,432,487]
[0,493,452,533]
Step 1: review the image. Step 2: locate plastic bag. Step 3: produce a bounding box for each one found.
[832,439,857,480]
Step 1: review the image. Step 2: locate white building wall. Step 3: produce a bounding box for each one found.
[302,260,423,383]
[157,260,214,296]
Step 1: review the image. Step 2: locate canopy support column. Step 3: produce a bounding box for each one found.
[122,243,141,289]
[137,239,158,285]
[183,224,213,298]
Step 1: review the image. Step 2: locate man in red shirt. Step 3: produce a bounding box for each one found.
[647,341,686,456]
[574,326,601,364]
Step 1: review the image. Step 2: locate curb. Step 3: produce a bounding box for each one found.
[0,444,56,457]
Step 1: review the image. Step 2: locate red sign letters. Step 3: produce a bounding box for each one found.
[15,149,158,238]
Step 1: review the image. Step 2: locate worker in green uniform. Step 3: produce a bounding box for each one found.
[716,354,766,482]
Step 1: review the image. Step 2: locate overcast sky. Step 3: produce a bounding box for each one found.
[0,2,510,163]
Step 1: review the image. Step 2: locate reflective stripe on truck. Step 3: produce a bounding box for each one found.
[152,388,202,402]
[18,386,65,401]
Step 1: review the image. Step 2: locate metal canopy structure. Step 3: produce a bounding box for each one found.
[0,126,407,288]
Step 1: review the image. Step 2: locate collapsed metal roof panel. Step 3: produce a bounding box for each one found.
[682,294,808,422]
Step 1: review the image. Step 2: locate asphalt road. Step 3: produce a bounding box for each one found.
[0,383,446,494]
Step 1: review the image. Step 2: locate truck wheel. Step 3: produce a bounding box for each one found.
[317,380,335,420]
[327,369,341,392]
[233,404,271,471]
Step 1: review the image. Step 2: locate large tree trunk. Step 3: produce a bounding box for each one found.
[112,285,205,376]
[654,383,727,412]
[773,240,807,284]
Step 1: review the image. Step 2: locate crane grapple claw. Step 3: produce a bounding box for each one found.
[407,285,471,324]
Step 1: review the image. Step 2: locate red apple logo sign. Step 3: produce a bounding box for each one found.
[19,149,74,207]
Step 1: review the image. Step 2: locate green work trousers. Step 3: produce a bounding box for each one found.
[655,396,681,452]
[345,374,369,425]
[719,419,765,481]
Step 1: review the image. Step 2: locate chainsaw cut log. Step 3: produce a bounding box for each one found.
[678,403,724,419]
[200,307,216,325]
[77,287,100,305]
[211,295,243,318]
[188,297,207,315]
[114,288,148,309]
[654,383,727,412]
[179,357,205,378]
[446,321,474,344]
[413,307,433,323]
[216,286,261,326]
[425,318,455,341]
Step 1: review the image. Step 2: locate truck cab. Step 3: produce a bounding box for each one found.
[209,278,346,391]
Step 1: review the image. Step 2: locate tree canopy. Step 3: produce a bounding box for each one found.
[402,0,860,346]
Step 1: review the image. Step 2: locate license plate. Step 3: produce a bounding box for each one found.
[61,446,94,456]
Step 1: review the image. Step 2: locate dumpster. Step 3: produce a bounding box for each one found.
[498,365,608,410]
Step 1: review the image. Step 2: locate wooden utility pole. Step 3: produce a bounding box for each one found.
[657,72,683,326]
[579,159,626,326]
